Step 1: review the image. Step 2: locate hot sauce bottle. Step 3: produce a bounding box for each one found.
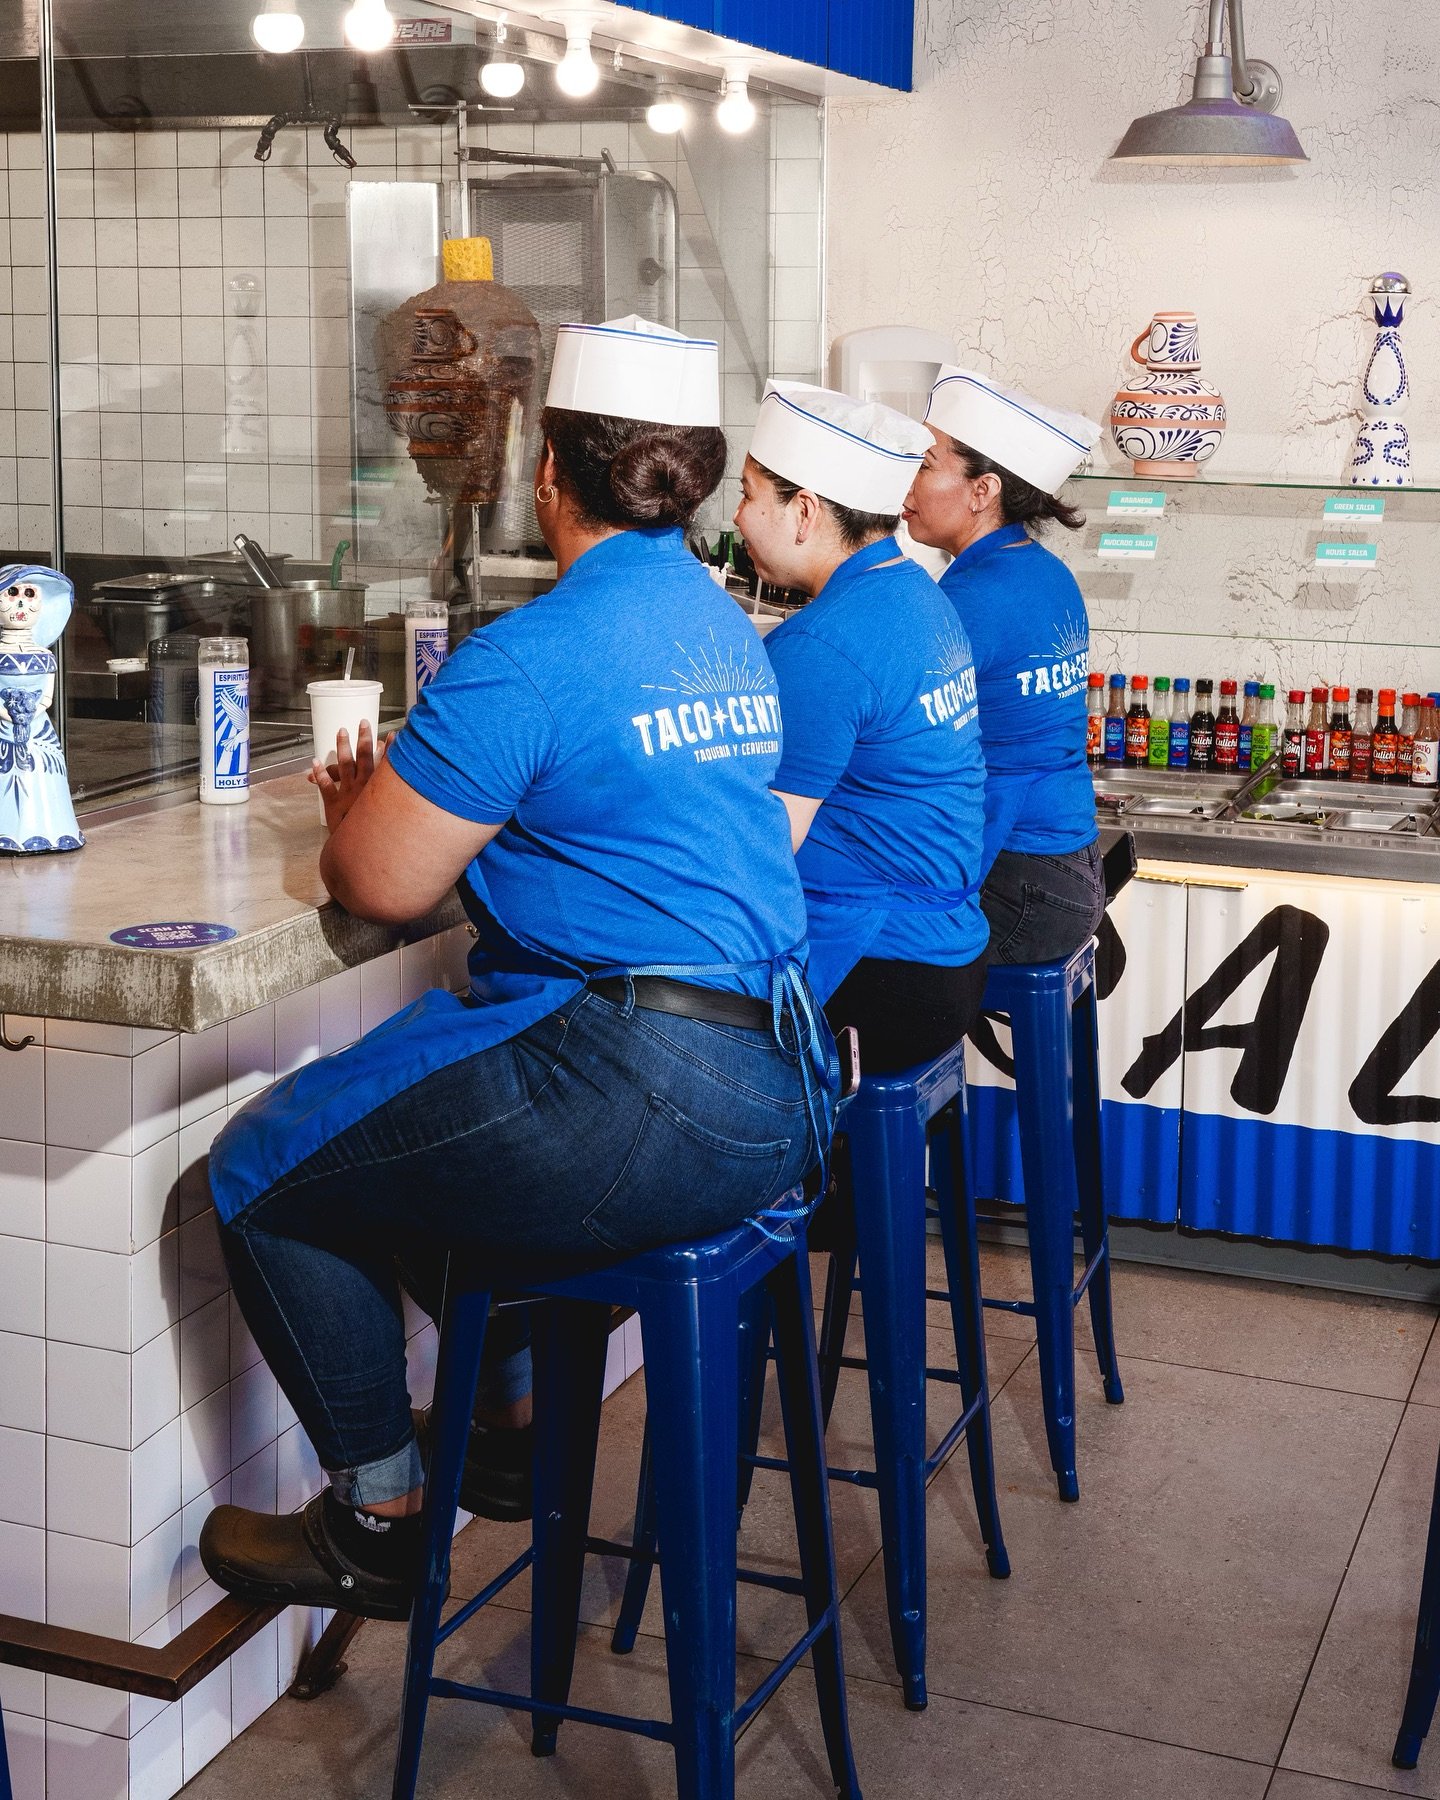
[1086,671,1106,766]
[1326,686,1353,779]
[1148,676,1172,767]
[1350,687,1374,782]
[1190,679,1216,771]
[1400,693,1421,781]
[1237,679,1260,771]
[1412,697,1440,789]
[1125,675,1151,765]
[1281,689,1308,778]
[1372,688,1400,782]
[1104,673,1127,763]
[1214,679,1241,772]
[1168,677,1192,768]
[1305,686,1330,777]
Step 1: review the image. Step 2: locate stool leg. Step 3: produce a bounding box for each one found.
[643,1279,743,1800]
[530,1297,611,1757]
[1009,990,1083,1503]
[767,1245,863,1800]
[1072,980,1124,1406]
[609,1418,655,1655]
[849,1099,930,1708]
[392,1282,492,1800]
[735,1282,771,1513]
[1394,1441,1440,1768]
[817,1183,859,1431]
[931,1100,1009,1580]
[0,1696,12,1800]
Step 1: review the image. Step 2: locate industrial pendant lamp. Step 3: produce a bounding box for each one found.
[1111,0,1307,165]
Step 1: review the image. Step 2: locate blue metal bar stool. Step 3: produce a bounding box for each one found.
[0,1695,11,1800]
[612,1037,1010,1713]
[1393,1438,1440,1768]
[980,940,1124,1503]
[391,1213,862,1800]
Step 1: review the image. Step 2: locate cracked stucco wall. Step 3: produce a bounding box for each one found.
[825,0,1440,693]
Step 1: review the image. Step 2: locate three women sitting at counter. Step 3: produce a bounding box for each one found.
[198,322,1102,1617]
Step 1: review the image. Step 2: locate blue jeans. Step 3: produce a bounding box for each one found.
[981,841,1105,965]
[213,985,825,1506]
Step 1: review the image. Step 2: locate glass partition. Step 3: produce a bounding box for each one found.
[26,0,823,809]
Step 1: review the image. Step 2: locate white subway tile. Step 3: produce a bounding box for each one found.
[180,313,224,363]
[179,1023,229,1128]
[129,1700,184,1800]
[179,1387,230,1508]
[128,1507,185,1640]
[178,1209,227,1321]
[132,1323,181,1449]
[46,1048,133,1155]
[220,213,264,265]
[177,1107,224,1225]
[48,1437,130,1545]
[0,1034,45,1141]
[178,1478,226,1602]
[229,1614,280,1734]
[0,1519,43,1618]
[274,984,321,1078]
[177,130,220,167]
[133,1038,180,1152]
[135,166,178,217]
[44,1670,131,1740]
[45,1146,130,1253]
[0,1425,44,1528]
[230,1359,278,1467]
[179,1292,229,1411]
[47,1341,128,1449]
[230,1438,277,1515]
[45,1719,129,1800]
[137,265,181,316]
[398,937,436,1007]
[136,215,180,265]
[0,1136,44,1238]
[360,948,402,1034]
[220,165,264,216]
[131,1229,180,1351]
[180,1661,232,1782]
[0,1330,45,1433]
[93,215,138,267]
[276,1420,322,1514]
[0,1234,45,1336]
[132,1133,180,1251]
[228,1290,261,1380]
[0,1661,43,1721]
[177,166,221,216]
[278,1603,325,1690]
[97,264,140,316]
[227,1003,275,1104]
[47,1530,130,1636]
[131,1417,182,1543]
[5,1709,43,1800]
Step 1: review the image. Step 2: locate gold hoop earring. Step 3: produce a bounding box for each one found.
[535,483,557,506]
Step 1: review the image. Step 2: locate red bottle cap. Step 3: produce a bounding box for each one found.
[1220,679,1237,694]
[1311,686,1328,701]
[1088,672,1105,687]
[1287,688,1305,702]
[1404,692,1421,706]
[1332,686,1350,702]
[1424,698,1437,710]
[1379,688,1397,706]
[1131,674,1149,690]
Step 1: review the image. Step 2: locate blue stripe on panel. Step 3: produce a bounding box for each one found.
[967,1088,1181,1226]
[1180,1111,1440,1259]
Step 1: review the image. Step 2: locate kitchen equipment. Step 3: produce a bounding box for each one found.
[1110,311,1227,477]
[186,548,293,580]
[247,579,367,714]
[232,532,286,588]
[84,574,243,665]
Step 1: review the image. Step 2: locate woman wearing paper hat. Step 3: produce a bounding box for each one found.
[735,381,991,1074]
[198,319,840,1618]
[905,367,1106,965]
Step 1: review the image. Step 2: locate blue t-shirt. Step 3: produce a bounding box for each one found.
[387,527,807,998]
[938,523,1098,865]
[766,537,990,971]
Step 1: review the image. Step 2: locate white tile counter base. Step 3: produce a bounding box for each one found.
[0,926,646,1800]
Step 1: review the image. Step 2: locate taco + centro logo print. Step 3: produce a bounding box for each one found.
[632,631,782,764]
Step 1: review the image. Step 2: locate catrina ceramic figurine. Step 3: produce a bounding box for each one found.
[0,564,84,854]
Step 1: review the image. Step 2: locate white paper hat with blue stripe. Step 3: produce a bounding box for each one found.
[748,380,930,514]
[545,315,721,426]
[925,366,1101,496]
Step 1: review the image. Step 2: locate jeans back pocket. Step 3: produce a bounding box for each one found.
[582,1093,791,1255]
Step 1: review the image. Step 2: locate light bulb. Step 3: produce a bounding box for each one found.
[646,95,687,134]
[251,0,304,52]
[716,74,756,134]
[555,28,599,98]
[481,57,525,97]
[343,0,394,53]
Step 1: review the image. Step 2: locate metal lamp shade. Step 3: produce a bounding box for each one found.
[1112,95,1307,163]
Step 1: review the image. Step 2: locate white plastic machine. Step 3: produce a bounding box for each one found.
[830,326,959,573]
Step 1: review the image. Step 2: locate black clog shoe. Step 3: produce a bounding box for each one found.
[199,1493,419,1622]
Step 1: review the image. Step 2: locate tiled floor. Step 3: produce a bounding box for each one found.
[182,1245,1440,1798]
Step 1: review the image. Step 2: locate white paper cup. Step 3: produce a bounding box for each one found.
[307,678,384,817]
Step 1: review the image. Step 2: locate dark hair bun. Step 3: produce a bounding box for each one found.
[609,431,726,525]
[542,407,726,530]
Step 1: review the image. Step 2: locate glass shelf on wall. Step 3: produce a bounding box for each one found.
[1066,469,1440,497]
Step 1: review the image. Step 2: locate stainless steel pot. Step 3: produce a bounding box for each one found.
[246,580,367,713]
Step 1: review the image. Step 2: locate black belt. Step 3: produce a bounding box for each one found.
[587,975,773,1032]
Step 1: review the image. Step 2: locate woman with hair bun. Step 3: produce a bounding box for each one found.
[904,368,1107,965]
[198,318,837,1620]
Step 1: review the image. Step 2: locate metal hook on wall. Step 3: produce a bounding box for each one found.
[0,1023,36,1053]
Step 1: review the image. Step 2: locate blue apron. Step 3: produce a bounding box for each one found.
[209,862,837,1226]
[803,872,984,1006]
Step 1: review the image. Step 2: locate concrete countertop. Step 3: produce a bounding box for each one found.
[0,770,464,1033]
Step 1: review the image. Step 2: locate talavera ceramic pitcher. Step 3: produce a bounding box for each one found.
[1109,310,1227,478]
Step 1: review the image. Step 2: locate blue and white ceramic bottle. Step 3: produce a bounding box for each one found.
[1347,272,1412,487]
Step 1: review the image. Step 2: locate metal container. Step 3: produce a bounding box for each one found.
[246,580,367,713]
[85,575,243,663]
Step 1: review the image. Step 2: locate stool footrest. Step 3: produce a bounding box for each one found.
[436,1547,534,1646]
[586,1534,806,1598]
[430,1677,676,1745]
[732,1610,842,1732]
